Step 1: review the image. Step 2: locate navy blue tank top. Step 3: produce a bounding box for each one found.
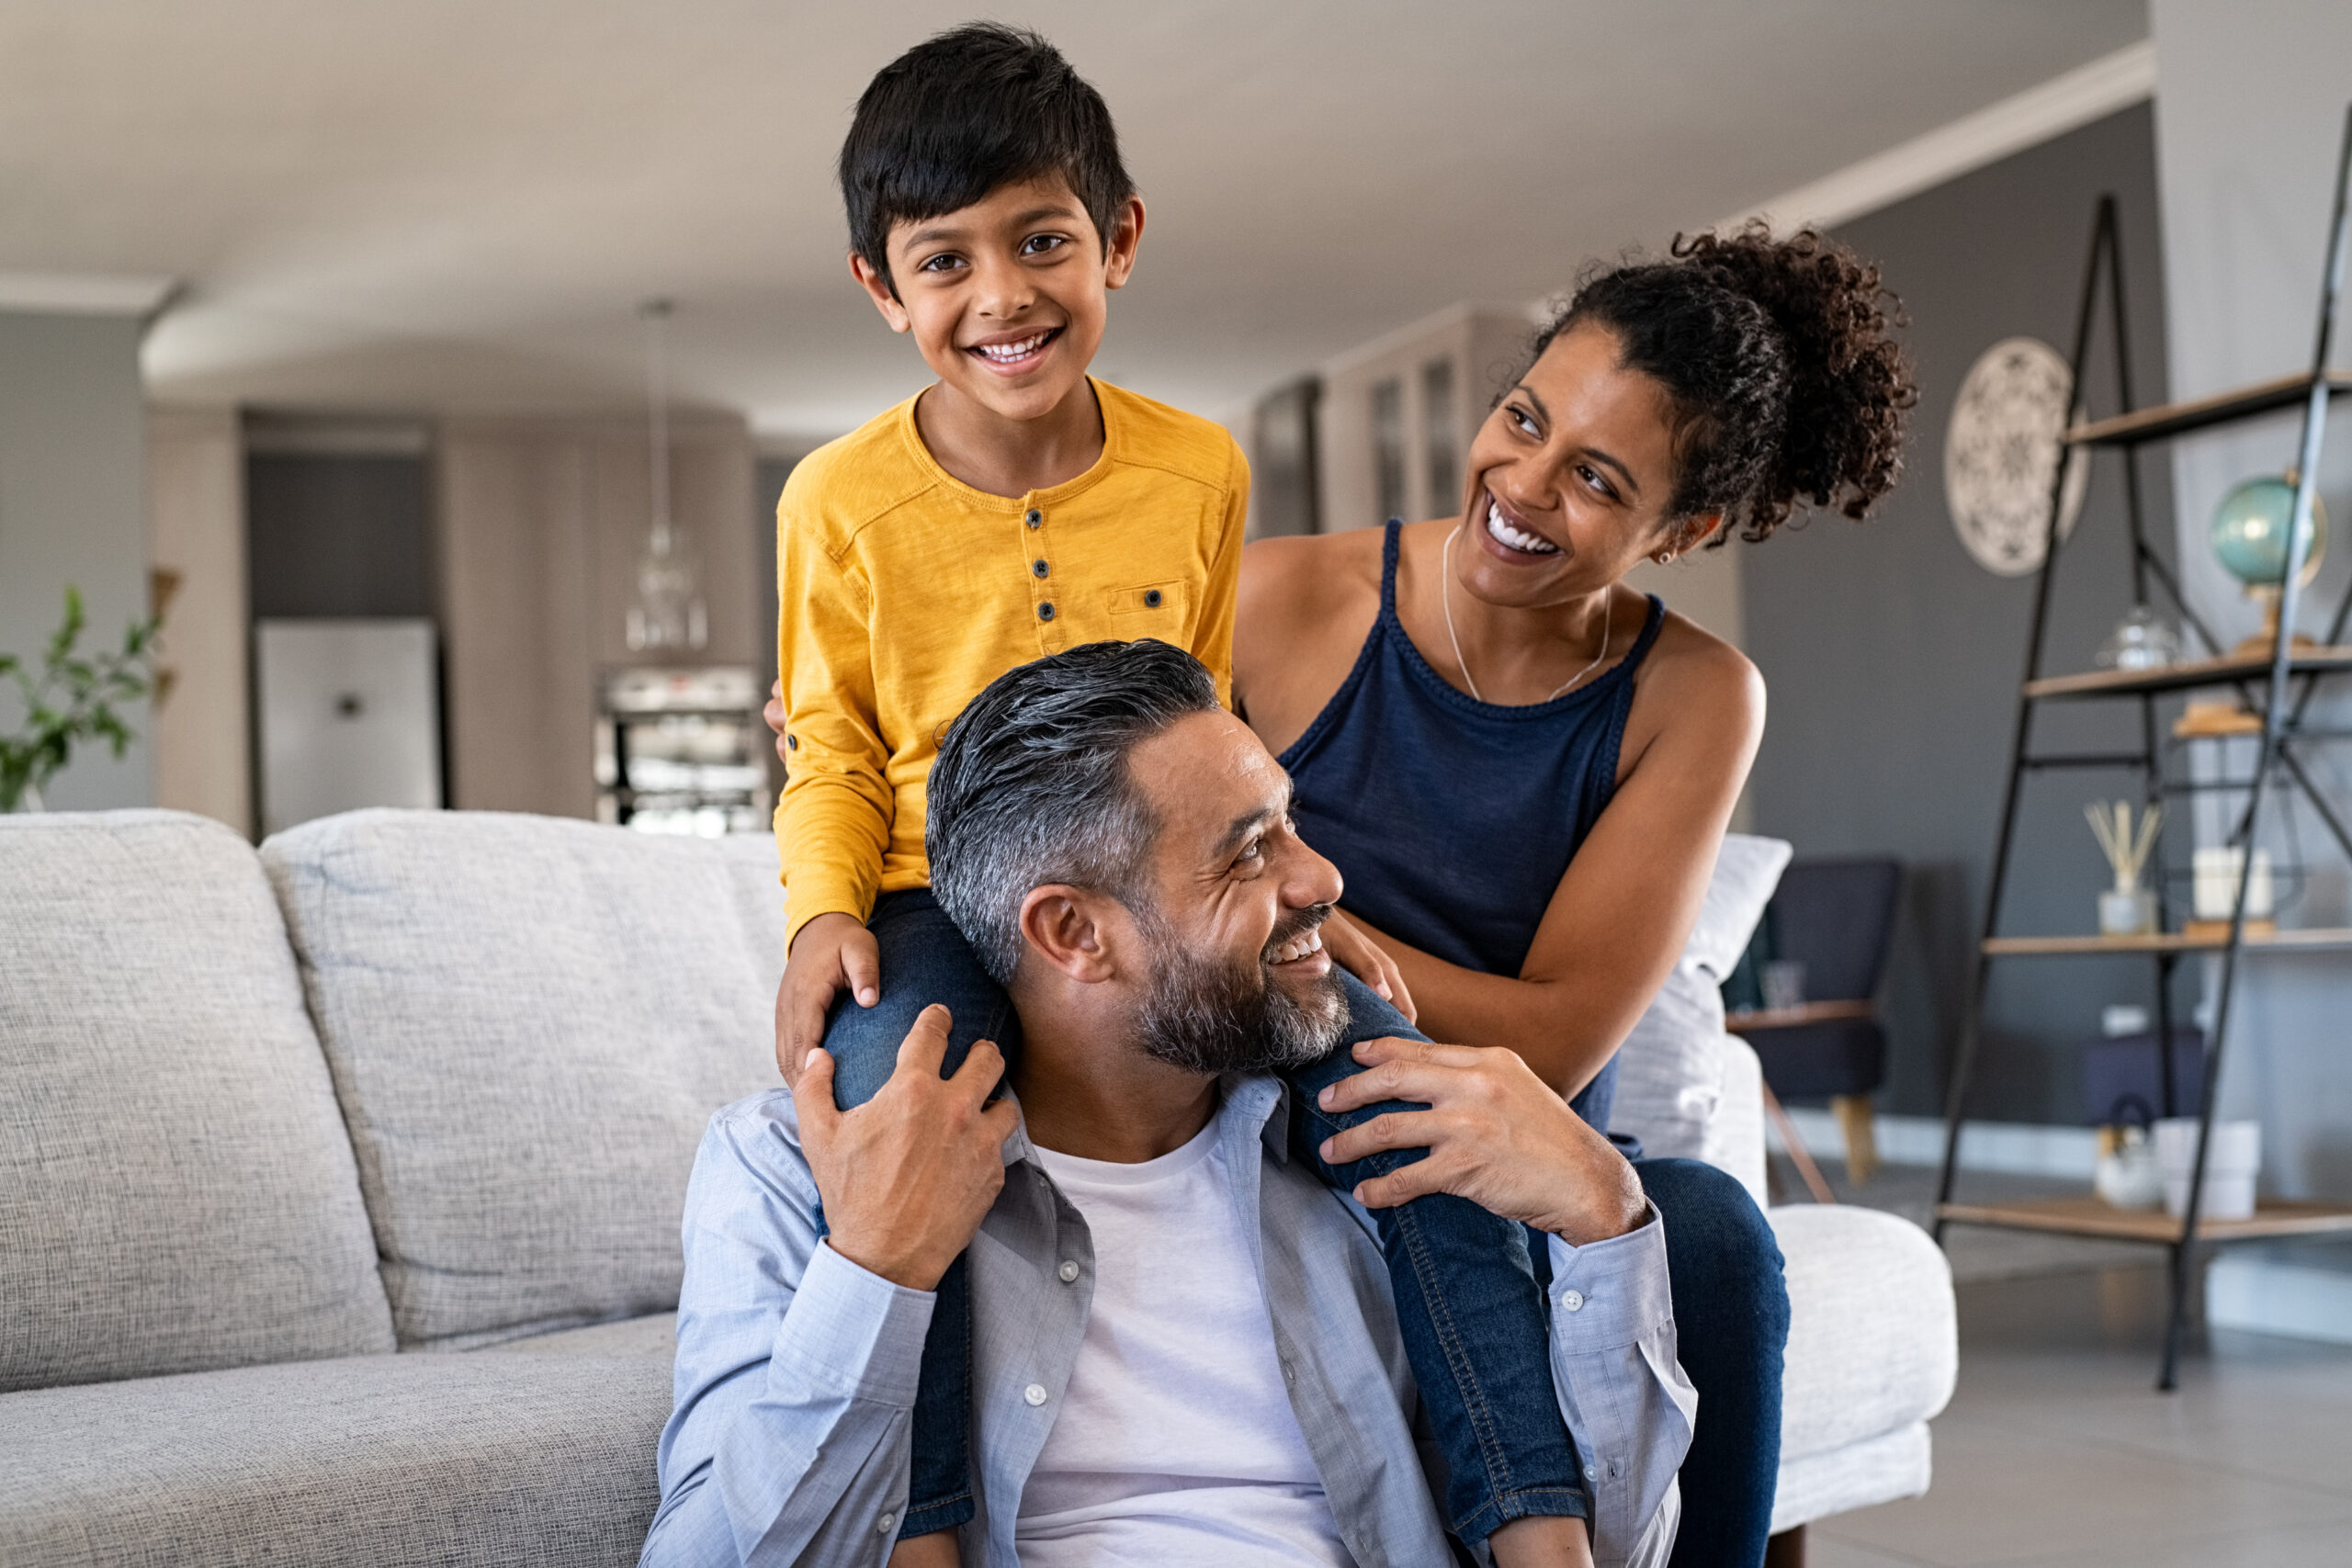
[1278,521,1666,1134]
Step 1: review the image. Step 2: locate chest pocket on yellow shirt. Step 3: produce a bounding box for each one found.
[1107,581,1187,633]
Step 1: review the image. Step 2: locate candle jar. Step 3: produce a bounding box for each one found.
[2098,886,2157,936]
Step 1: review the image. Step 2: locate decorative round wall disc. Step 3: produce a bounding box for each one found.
[1944,336,2089,577]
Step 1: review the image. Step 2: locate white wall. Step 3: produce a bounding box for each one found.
[437,412,757,818]
[2151,0,2352,1203]
[148,407,249,834]
[0,310,153,808]
[1317,305,1542,536]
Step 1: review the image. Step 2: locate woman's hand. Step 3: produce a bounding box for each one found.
[1315,1035,1645,1246]
[1319,909,1416,1023]
[775,911,881,1086]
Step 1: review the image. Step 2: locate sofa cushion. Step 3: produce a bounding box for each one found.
[1770,1203,1957,1467]
[263,812,785,1348]
[1611,834,1792,1161]
[501,1312,678,1359]
[1770,1422,1931,1536]
[0,1348,669,1567]
[0,811,395,1393]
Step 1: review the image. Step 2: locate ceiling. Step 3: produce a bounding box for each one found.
[0,1,2149,436]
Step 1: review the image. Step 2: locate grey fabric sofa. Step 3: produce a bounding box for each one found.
[0,809,1954,1565]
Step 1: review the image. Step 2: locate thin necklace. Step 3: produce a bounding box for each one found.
[1441,524,1612,704]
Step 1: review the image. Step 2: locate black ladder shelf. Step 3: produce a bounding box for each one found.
[1932,102,2352,1392]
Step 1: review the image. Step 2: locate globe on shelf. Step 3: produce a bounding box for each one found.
[2211,472,2327,653]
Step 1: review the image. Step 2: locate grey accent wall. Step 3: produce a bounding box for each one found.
[2150,0,2352,1205]
[1741,104,2175,1122]
[0,310,153,809]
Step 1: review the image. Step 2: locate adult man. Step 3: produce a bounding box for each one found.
[643,640,1693,1568]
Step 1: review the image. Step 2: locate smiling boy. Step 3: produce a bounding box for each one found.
[767,29,1256,1541]
[773,26,1250,1068]
[758,24,1601,1568]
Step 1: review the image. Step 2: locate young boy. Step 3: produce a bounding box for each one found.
[768,24,1600,1566]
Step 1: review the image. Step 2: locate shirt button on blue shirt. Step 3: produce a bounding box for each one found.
[1057,1260,1080,1283]
[1561,1289,1585,1313]
[876,1512,895,1536]
[1023,1382,1047,1406]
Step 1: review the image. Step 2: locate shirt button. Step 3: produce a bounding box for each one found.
[1283,1360,1296,1386]
[1585,1463,1599,1482]
[1561,1289,1585,1313]
[1033,558,1049,579]
[1023,1382,1048,1406]
[1025,508,1043,528]
[1057,1259,1080,1283]
[1038,602,1056,622]
[1144,588,1162,607]
[876,1512,896,1536]
[785,734,797,751]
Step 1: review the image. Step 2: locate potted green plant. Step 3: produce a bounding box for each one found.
[1,586,160,813]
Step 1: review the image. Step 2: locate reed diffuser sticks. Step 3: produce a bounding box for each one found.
[2086,800,2162,892]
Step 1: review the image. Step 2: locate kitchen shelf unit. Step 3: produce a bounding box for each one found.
[1932,106,2352,1393]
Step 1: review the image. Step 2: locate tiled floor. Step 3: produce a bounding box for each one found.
[1805,1263,2352,1567]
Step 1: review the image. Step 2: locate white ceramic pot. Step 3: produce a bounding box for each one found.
[2191,847,2273,921]
[2154,1117,2261,1221]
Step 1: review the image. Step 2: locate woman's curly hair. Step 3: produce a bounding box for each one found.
[1530,222,1917,545]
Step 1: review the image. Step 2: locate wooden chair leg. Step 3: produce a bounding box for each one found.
[1764,1524,1807,1567]
[1831,1093,1879,1187]
[1760,1082,1838,1205]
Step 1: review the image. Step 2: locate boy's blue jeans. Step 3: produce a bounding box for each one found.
[822,890,1787,1556]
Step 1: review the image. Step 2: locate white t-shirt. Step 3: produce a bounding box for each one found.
[1018,1122,1354,1567]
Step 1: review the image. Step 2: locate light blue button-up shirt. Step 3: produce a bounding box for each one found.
[642,1077,1693,1568]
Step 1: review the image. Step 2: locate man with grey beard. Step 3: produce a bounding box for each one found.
[644,641,1690,1568]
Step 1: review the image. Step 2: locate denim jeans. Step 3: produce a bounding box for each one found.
[816,889,1021,1539]
[821,891,1589,1543]
[1636,1157,1791,1568]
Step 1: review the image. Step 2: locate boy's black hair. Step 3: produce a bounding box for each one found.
[840,23,1135,295]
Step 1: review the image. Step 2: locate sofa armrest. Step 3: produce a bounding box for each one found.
[1711,1035,1769,1206]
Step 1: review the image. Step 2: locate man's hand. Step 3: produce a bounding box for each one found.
[764,679,791,770]
[1315,1036,1645,1246]
[777,911,881,1085]
[798,1004,1020,1292]
[1319,909,1416,1024]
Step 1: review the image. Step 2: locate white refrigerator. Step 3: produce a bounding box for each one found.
[255,618,443,836]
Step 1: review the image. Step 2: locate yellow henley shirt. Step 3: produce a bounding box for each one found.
[773,378,1249,947]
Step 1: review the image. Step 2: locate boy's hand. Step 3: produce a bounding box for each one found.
[777,911,882,1086]
[798,1005,1019,1292]
[1320,909,1416,1024]
[764,680,790,769]
[1315,1035,1645,1247]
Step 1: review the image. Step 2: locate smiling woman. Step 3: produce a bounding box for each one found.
[1233,224,1917,1568]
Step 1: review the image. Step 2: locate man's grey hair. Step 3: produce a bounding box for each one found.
[926,639,1222,985]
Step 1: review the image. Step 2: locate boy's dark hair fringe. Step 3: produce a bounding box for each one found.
[840,23,1135,293]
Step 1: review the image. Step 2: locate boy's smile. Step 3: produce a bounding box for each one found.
[851,173,1146,493]
[965,324,1063,377]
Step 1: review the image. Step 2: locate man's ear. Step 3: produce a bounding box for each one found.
[1018,885,1121,983]
[1102,196,1147,291]
[849,251,911,333]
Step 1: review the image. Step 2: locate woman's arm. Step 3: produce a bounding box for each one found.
[1351,626,1764,1099]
